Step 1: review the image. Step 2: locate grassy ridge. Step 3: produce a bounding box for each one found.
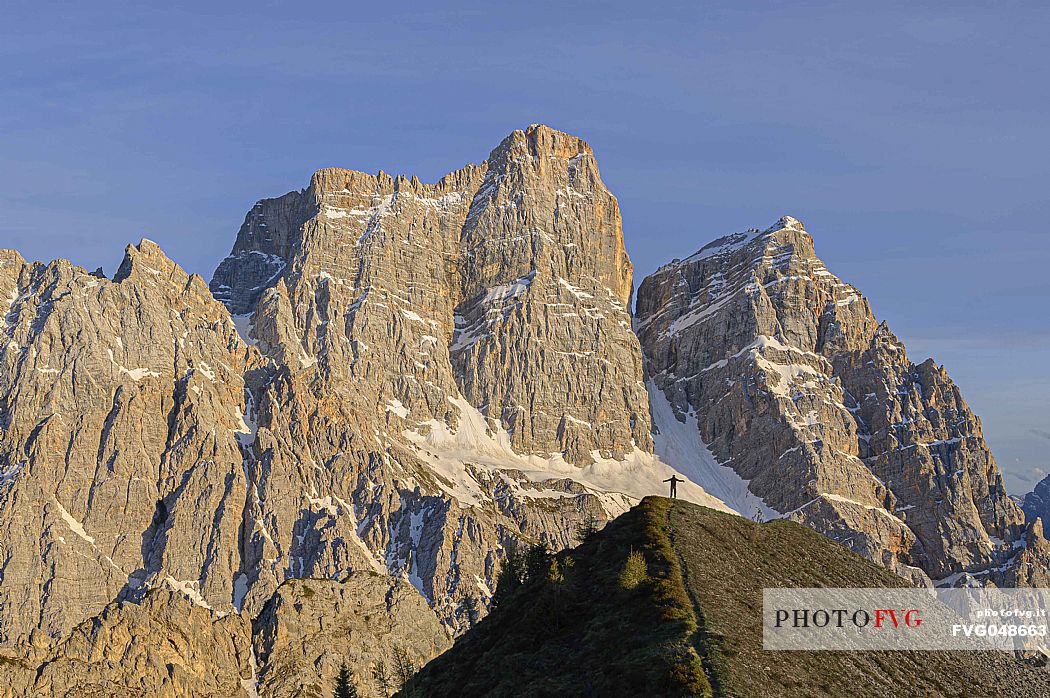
[398,497,711,697]
[667,501,1050,698]
[402,499,1050,697]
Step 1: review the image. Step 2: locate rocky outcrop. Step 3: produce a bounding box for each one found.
[252,575,449,697]
[0,574,446,698]
[210,190,312,316]
[636,216,1031,585]
[0,589,254,698]
[0,241,256,643]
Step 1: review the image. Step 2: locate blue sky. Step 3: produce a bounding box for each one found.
[2,1,1047,491]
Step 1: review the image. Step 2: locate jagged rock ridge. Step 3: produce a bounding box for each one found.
[212,124,650,465]
[0,125,732,695]
[0,127,1044,695]
[205,124,729,637]
[636,216,1041,586]
[0,241,254,644]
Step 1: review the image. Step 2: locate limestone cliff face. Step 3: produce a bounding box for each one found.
[0,125,667,693]
[210,190,312,316]
[0,242,255,643]
[211,124,650,464]
[206,124,655,635]
[453,127,647,462]
[636,217,1029,584]
[0,127,1041,693]
[0,575,445,698]
[0,241,444,696]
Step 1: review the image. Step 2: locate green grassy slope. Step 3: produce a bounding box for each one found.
[398,498,710,697]
[668,500,1050,697]
[400,498,1050,697]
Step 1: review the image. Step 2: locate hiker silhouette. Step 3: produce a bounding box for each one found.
[663,474,683,498]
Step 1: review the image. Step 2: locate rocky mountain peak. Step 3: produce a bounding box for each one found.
[772,213,804,230]
[192,124,674,635]
[211,124,648,465]
[0,248,27,269]
[495,123,594,162]
[113,237,191,284]
[637,218,1027,584]
[1,129,1045,695]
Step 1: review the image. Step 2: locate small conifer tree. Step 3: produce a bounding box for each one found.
[334,663,359,698]
[524,541,551,582]
[575,512,602,543]
[392,644,418,686]
[618,548,648,590]
[492,543,526,608]
[372,658,394,697]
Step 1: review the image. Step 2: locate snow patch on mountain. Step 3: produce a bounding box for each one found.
[403,394,736,517]
[647,381,778,521]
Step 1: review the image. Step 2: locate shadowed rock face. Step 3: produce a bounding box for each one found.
[636,216,1032,584]
[1021,474,1050,525]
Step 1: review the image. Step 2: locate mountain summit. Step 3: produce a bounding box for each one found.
[402,497,1050,697]
[0,126,1043,694]
[636,215,1040,586]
